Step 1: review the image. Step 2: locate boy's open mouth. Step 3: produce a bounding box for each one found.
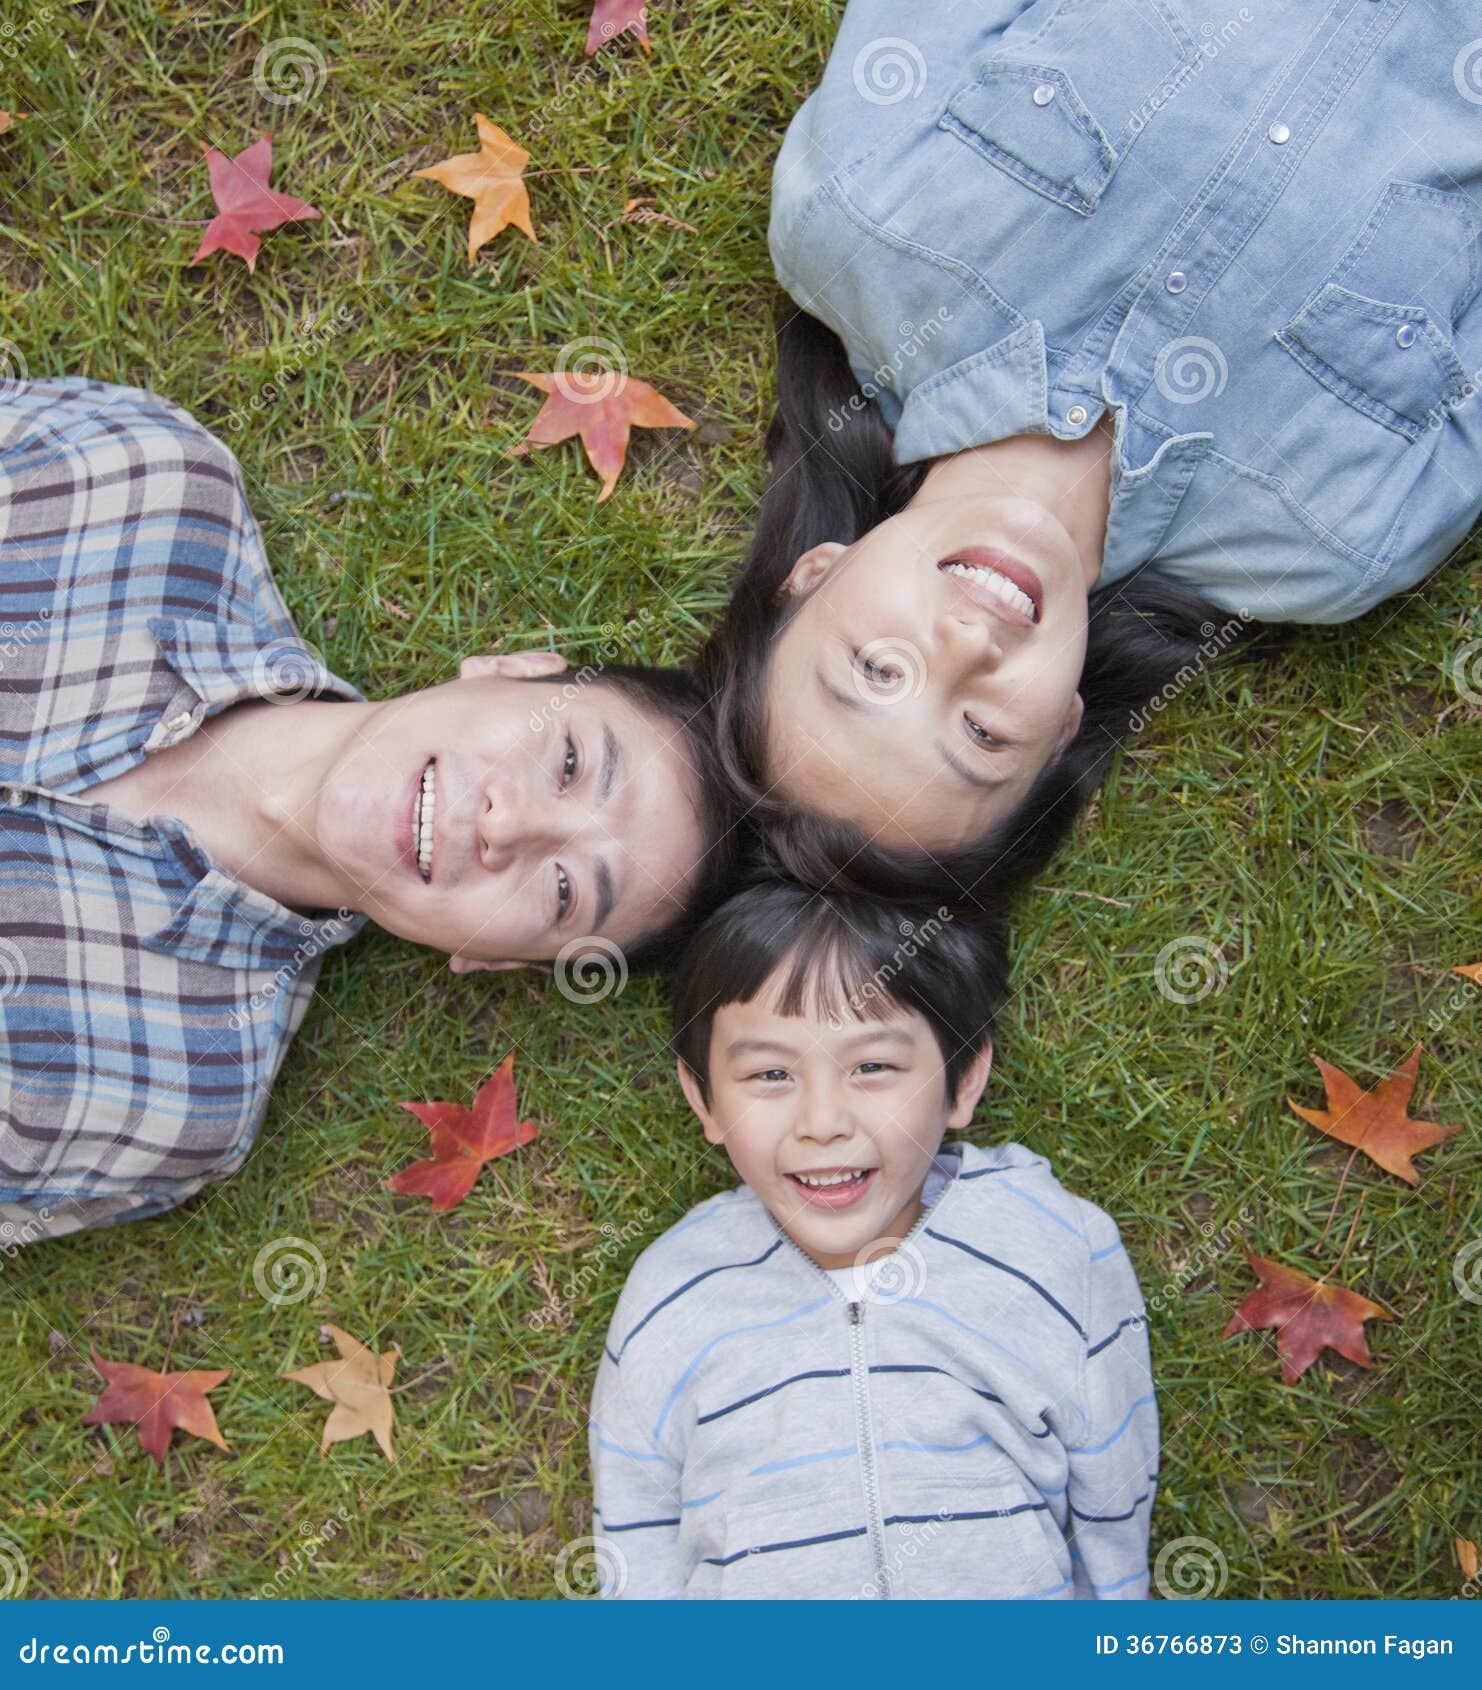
[786,1166,877,1211]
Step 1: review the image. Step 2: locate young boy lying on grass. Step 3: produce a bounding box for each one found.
[588,883,1158,1599]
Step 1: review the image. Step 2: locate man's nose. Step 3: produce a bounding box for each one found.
[475,779,575,870]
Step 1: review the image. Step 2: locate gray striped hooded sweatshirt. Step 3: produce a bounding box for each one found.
[589,1139,1157,1599]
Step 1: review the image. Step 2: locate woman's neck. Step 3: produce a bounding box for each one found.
[916,413,1115,592]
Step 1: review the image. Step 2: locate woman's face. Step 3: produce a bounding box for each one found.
[764,490,1091,850]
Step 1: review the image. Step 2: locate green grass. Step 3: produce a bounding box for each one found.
[1,0,1479,1602]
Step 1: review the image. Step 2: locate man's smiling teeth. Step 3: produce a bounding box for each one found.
[416,759,436,881]
[792,1169,870,1187]
[942,559,1038,621]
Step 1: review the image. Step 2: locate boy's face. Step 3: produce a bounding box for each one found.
[677,977,992,1272]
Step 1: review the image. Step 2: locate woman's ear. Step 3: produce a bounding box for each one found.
[458,651,568,680]
[946,1037,994,1131]
[675,1057,724,1145]
[1053,692,1086,759]
[778,540,848,601]
[447,955,530,975]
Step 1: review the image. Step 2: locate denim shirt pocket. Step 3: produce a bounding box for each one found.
[1264,181,1481,565]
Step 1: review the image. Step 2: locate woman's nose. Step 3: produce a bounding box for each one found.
[937,607,1004,672]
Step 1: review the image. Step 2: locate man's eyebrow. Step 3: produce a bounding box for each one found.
[599,721,620,800]
[936,738,1011,792]
[816,667,869,714]
[592,857,615,933]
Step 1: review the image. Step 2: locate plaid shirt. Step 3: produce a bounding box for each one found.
[0,378,369,1243]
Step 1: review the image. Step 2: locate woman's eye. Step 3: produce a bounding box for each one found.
[854,649,900,684]
[561,736,579,785]
[964,712,1001,748]
[555,865,573,920]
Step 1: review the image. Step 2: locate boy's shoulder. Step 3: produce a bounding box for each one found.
[607,1181,778,1332]
[941,1139,1130,1262]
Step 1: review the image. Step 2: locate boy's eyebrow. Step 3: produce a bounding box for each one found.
[724,1037,799,1058]
[836,1027,916,1049]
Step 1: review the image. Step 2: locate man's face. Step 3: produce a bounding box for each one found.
[314,657,705,967]
[678,973,990,1271]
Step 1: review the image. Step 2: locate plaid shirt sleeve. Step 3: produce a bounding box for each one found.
[0,378,368,1244]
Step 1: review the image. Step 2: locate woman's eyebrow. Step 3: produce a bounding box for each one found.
[938,740,1011,791]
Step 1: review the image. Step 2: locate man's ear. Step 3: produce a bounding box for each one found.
[447,955,530,975]
[1052,692,1085,760]
[946,1037,994,1131]
[778,540,847,601]
[675,1057,724,1145]
[458,650,568,680]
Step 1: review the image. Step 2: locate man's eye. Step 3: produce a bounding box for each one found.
[964,712,1001,748]
[561,735,579,785]
[555,865,573,921]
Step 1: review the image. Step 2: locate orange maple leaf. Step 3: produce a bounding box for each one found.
[587,1,651,56]
[0,112,26,135]
[190,136,321,272]
[1287,1045,1461,1185]
[1224,1251,1392,1385]
[385,1052,539,1212]
[414,115,536,262]
[512,369,694,502]
[81,1348,231,1466]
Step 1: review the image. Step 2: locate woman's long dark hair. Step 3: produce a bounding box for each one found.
[696,303,1265,918]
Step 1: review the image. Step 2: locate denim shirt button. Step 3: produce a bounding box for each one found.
[1032,83,1056,106]
[1166,271,1188,294]
[1066,404,1088,426]
[1395,323,1418,349]
[1267,121,1291,144]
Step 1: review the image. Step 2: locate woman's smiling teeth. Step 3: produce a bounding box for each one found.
[416,758,437,881]
[942,558,1038,621]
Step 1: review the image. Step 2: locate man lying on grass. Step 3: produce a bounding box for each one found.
[0,378,735,1242]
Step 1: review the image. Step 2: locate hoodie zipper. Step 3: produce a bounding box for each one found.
[764,1147,968,1601]
[848,1299,891,1598]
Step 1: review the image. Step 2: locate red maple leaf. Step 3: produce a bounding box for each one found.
[81,1349,231,1466]
[385,1052,539,1211]
[587,1,651,56]
[190,136,321,272]
[1223,1251,1392,1385]
[511,369,694,502]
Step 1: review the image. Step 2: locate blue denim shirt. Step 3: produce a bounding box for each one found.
[769,0,1482,621]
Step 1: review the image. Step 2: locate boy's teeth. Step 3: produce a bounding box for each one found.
[943,559,1037,620]
[794,1169,866,1187]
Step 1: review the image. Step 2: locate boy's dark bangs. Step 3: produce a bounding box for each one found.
[768,921,898,1027]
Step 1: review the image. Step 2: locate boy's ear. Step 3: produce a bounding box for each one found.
[946,1037,994,1131]
[675,1058,723,1145]
[458,650,567,680]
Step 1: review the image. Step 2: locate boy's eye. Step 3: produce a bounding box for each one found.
[561,735,579,784]
[749,1068,790,1084]
[854,1061,897,1076]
